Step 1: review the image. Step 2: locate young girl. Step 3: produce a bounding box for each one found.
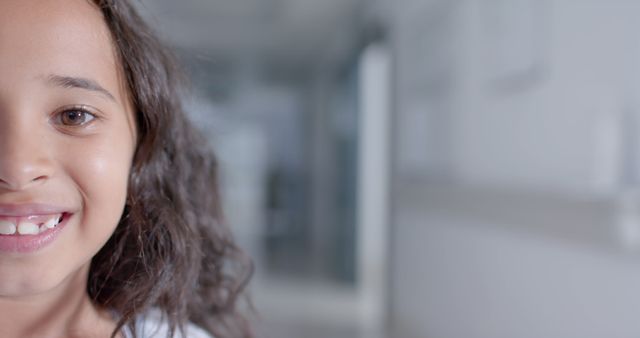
[0,0,252,337]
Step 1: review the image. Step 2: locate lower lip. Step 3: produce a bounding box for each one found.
[0,213,71,254]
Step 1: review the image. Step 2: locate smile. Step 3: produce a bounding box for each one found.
[0,205,73,253]
[0,213,65,235]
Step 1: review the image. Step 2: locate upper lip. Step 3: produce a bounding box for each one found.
[0,203,70,217]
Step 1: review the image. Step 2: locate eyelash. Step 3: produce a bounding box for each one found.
[52,105,99,127]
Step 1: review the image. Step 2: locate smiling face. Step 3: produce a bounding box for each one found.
[0,0,136,295]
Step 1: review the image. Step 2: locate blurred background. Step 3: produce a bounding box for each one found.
[137,0,640,337]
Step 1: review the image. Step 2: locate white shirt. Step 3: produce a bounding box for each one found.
[122,309,213,338]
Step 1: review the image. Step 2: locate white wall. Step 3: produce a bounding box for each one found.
[388,0,640,337]
[392,203,640,338]
[452,0,640,194]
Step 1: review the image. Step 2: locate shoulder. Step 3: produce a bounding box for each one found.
[125,309,213,338]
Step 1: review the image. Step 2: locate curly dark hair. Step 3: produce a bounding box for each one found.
[85,1,253,337]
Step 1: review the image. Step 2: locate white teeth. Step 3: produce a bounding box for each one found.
[43,216,60,229]
[0,221,15,235]
[0,214,63,236]
[17,222,39,235]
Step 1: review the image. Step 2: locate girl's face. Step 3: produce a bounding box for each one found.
[0,0,136,295]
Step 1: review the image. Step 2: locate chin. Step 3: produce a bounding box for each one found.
[0,259,85,298]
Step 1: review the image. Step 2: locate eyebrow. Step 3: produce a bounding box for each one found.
[45,74,116,102]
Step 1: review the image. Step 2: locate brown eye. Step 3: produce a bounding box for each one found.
[56,108,96,126]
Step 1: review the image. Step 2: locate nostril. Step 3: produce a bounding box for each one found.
[0,153,54,189]
[0,175,50,191]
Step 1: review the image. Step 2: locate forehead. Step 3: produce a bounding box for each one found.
[0,0,124,103]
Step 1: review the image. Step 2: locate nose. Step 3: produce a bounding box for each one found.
[0,118,54,191]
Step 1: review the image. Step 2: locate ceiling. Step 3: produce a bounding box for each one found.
[137,0,366,69]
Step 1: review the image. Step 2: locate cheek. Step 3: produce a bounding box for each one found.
[59,133,134,241]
